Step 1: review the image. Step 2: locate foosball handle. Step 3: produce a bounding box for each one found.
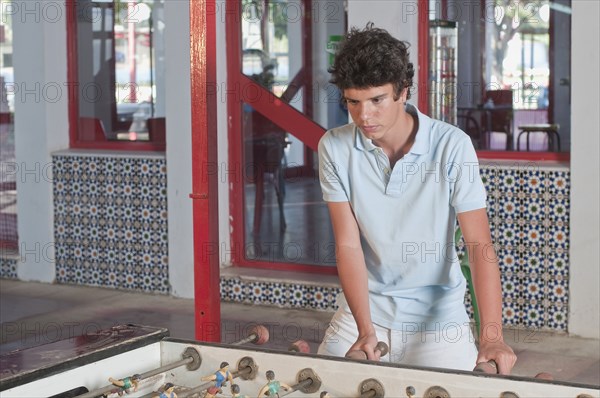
[534,372,554,380]
[345,341,389,360]
[374,341,389,357]
[473,360,498,374]
[231,325,269,345]
[288,339,311,353]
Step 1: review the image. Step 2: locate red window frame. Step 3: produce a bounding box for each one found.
[65,0,165,151]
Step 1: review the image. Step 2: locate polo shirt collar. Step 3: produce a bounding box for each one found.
[354,103,432,155]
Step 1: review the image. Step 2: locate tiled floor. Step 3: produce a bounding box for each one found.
[1,279,598,387]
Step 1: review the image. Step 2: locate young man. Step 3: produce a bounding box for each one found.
[317,25,516,374]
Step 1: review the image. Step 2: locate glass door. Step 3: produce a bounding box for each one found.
[228,0,346,272]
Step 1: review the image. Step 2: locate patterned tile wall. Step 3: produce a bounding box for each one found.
[52,154,169,294]
[481,164,570,331]
[220,164,571,332]
[48,153,569,331]
[220,277,340,311]
[0,256,18,279]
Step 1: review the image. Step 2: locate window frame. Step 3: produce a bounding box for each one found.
[66,0,166,151]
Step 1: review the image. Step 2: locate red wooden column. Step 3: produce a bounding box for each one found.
[418,0,430,113]
[190,0,220,342]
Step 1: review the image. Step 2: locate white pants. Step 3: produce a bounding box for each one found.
[317,306,478,371]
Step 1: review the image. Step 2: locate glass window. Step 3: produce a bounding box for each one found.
[429,0,570,154]
[0,15,18,251]
[232,0,346,270]
[71,0,165,147]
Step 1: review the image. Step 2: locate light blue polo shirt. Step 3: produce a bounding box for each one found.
[318,104,487,330]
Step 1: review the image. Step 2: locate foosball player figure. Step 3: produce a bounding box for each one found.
[153,383,177,398]
[257,370,291,398]
[108,373,141,396]
[231,384,250,398]
[201,362,234,398]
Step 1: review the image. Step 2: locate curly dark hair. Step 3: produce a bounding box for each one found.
[329,23,415,100]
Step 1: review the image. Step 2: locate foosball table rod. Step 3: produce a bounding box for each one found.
[358,378,385,398]
[75,347,202,398]
[279,368,322,397]
[177,356,258,398]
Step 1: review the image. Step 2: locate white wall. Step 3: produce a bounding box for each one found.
[12,1,69,282]
[216,1,231,269]
[568,0,600,339]
[166,1,232,299]
[347,1,420,106]
[165,2,194,298]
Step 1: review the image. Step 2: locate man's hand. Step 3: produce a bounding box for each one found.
[346,331,380,361]
[477,340,517,375]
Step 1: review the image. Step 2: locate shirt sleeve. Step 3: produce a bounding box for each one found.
[448,135,487,213]
[318,133,349,202]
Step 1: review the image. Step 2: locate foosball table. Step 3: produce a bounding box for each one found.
[0,325,598,398]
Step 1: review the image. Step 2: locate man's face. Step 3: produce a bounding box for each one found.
[343,84,407,143]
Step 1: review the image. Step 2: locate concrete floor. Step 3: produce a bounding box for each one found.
[0,279,598,387]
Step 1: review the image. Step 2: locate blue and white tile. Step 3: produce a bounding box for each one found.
[522,277,545,302]
[497,193,520,219]
[502,299,520,326]
[268,283,287,306]
[521,195,546,221]
[520,247,545,275]
[498,220,519,246]
[521,302,546,330]
[0,257,18,279]
[497,248,518,272]
[546,304,568,331]
[520,222,545,247]
[547,170,570,196]
[521,169,545,195]
[289,284,308,308]
[546,277,569,303]
[497,168,519,193]
[547,199,569,222]
[545,250,569,276]
[545,224,569,249]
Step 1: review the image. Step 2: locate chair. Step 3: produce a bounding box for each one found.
[243,107,290,236]
[517,123,561,151]
[457,113,483,149]
[483,90,514,150]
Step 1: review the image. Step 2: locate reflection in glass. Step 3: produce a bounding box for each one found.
[238,1,346,268]
[242,101,335,267]
[76,0,165,142]
[0,12,18,251]
[432,0,570,152]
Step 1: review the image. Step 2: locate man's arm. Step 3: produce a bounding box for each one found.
[457,208,517,374]
[327,201,380,360]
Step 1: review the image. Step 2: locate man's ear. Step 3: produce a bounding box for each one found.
[400,87,409,103]
[393,86,408,102]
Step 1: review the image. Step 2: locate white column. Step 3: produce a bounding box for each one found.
[11,1,69,282]
[568,0,600,339]
[153,2,166,117]
[164,1,194,298]
[216,1,231,270]
[347,1,419,105]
